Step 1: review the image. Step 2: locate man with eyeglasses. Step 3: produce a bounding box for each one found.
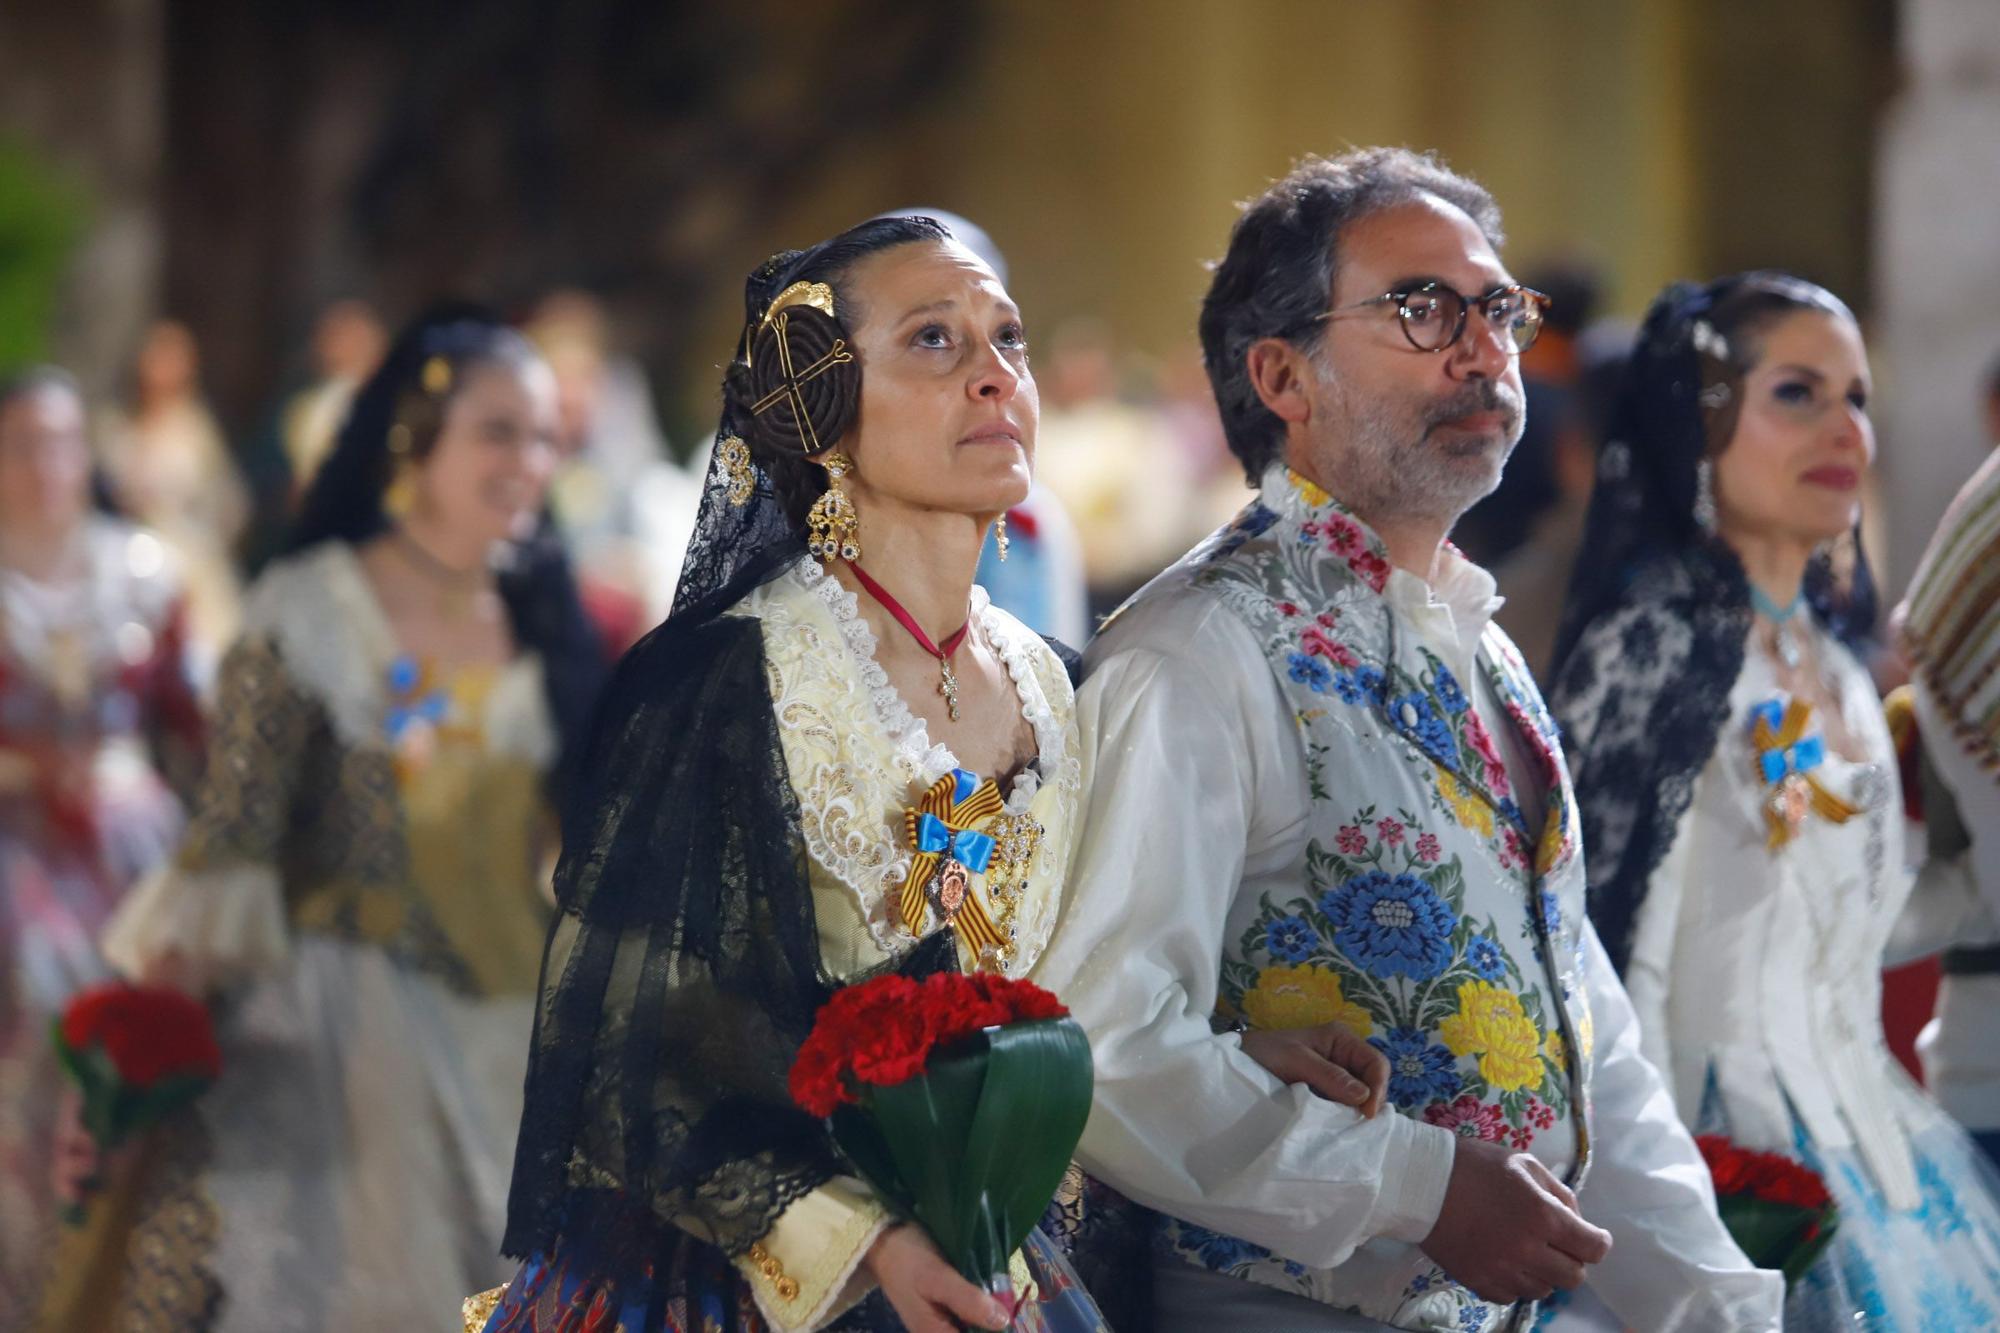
[1038,148,1782,1331]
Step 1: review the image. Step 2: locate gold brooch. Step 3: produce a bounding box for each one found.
[718,435,755,507]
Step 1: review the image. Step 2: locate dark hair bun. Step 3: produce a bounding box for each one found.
[728,303,860,459]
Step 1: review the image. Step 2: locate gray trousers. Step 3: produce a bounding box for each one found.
[1152,1263,1400,1332]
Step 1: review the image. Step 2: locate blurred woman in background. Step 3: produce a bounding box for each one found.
[0,367,202,1327]
[40,308,608,1331]
[1549,273,2000,1328]
[98,319,251,682]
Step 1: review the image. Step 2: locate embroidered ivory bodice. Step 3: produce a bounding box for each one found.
[737,558,1081,980]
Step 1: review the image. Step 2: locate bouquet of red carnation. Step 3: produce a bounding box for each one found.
[52,982,221,1224]
[789,971,1092,1300]
[1695,1134,1839,1285]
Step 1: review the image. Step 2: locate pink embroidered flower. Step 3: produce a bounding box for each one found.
[1278,601,1301,618]
[1316,610,1339,630]
[1323,514,1366,558]
[1501,827,1532,871]
[1349,550,1391,594]
[1508,702,1562,788]
[1376,817,1405,848]
[1425,1095,1507,1143]
[1415,833,1442,864]
[1528,1097,1556,1131]
[1336,825,1368,856]
[1511,1126,1535,1151]
[1300,625,1338,660]
[1465,715,1514,797]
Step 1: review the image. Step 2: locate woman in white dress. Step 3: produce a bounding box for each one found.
[1548,272,2000,1327]
[41,307,609,1331]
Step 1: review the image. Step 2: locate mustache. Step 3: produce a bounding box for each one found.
[1420,380,1521,433]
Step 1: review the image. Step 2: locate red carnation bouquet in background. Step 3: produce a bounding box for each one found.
[1695,1134,1839,1285]
[790,971,1092,1304]
[51,981,221,1224]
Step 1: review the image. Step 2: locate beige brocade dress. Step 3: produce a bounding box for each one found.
[38,542,558,1333]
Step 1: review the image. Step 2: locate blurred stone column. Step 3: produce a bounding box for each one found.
[0,0,164,396]
[1875,0,2000,594]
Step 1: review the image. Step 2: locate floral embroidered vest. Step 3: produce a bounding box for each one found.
[1158,469,1596,1332]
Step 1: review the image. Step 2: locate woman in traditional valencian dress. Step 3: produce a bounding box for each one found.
[0,368,202,1326]
[481,214,1119,1333]
[1548,273,2000,1327]
[41,309,608,1331]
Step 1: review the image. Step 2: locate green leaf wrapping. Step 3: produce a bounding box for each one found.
[829,1017,1093,1284]
[1716,1195,1840,1288]
[49,1019,214,1151]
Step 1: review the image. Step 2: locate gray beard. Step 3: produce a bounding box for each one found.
[1316,371,1521,528]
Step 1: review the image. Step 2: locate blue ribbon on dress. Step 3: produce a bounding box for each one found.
[1749,699,1826,784]
[914,814,996,875]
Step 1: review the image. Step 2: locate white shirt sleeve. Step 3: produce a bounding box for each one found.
[1035,590,1455,1271]
[1572,922,1785,1332]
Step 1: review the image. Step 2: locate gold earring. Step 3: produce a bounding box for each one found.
[994,512,1010,563]
[384,460,417,519]
[806,452,860,566]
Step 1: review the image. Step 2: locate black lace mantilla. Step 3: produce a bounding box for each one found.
[503,602,967,1260]
[1547,545,1750,974]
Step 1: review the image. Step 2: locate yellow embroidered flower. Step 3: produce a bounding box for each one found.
[1287,469,1333,508]
[1577,1006,1595,1062]
[1436,771,1494,839]
[1439,981,1544,1091]
[1241,964,1373,1038]
[1535,806,1567,876]
[1545,1029,1568,1073]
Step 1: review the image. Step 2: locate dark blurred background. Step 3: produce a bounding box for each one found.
[2,0,1994,596]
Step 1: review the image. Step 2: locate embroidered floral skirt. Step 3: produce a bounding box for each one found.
[0,791,179,1328]
[33,937,529,1331]
[1541,1084,2000,1331]
[483,1195,1111,1333]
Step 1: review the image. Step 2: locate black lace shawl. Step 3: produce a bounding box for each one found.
[1546,277,1877,976]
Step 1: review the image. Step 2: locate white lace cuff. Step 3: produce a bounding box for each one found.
[101,860,289,988]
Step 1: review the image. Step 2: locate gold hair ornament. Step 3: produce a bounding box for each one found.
[421,355,453,395]
[748,282,838,363]
[718,435,755,507]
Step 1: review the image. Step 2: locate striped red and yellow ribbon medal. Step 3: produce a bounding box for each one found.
[900,768,1010,964]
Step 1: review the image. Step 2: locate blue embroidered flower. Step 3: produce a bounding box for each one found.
[1459,1307,1489,1331]
[1537,890,1562,935]
[1332,671,1368,704]
[1499,797,1526,830]
[1323,871,1458,980]
[1916,1152,1968,1240]
[1389,692,1457,765]
[1288,652,1333,693]
[1171,1221,1270,1274]
[1265,914,1320,963]
[1468,937,1507,981]
[1370,1027,1461,1109]
[1434,664,1471,715]
[1355,665,1387,702]
[1919,1277,1994,1333]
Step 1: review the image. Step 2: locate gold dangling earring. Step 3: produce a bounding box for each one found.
[994,511,1010,563]
[806,452,860,566]
[384,423,417,518]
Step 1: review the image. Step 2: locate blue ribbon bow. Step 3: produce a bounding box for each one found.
[915,813,995,874]
[1748,698,1825,784]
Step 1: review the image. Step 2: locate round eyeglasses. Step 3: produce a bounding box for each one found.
[1302,282,1551,355]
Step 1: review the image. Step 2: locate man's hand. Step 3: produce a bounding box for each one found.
[1240,1021,1390,1118]
[864,1223,1012,1332]
[1420,1137,1612,1302]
